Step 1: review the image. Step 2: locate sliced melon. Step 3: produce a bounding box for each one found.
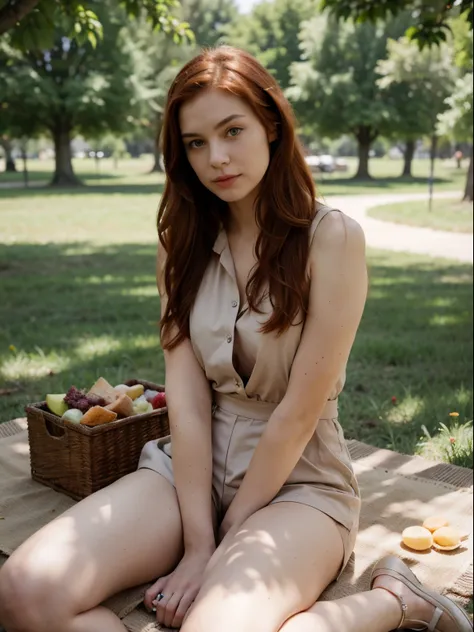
[46,394,68,416]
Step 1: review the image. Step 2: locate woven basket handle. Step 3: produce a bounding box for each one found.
[41,414,69,443]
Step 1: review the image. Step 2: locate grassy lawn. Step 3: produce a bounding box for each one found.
[0,172,472,468]
[367,198,473,233]
[0,155,469,197]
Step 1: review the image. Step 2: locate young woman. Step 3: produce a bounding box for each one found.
[0,46,471,632]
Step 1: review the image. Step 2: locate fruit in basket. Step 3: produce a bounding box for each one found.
[106,393,134,417]
[133,395,152,414]
[144,389,159,402]
[62,408,84,424]
[80,405,117,427]
[46,394,68,416]
[114,384,130,395]
[87,377,118,406]
[127,384,145,400]
[151,392,167,410]
[64,386,106,413]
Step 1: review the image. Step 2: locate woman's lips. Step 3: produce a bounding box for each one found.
[213,175,241,188]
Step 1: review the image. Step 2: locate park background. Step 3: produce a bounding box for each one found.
[0,0,473,469]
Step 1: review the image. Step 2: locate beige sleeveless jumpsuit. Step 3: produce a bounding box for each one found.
[139,203,361,577]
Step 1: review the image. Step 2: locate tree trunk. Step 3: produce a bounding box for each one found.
[354,127,374,180]
[149,146,164,173]
[149,116,164,173]
[50,126,82,187]
[21,144,29,188]
[428,133,438,212]
[402,139,415,177]
[463,145,473,202]
[0,139,17,172]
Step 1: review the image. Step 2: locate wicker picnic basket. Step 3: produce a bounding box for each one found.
[25,378,170,501]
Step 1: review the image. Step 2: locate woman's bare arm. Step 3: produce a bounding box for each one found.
[157,245,215,555]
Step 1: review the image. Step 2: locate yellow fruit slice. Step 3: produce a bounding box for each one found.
[402,526,433,551]
[46,394,68,417]
[423,516,450,533]
[127,384,144,400]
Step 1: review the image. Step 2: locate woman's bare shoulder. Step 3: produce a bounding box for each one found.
[312,207,365,254]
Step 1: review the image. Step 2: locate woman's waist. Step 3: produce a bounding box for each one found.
[213,391,338,421]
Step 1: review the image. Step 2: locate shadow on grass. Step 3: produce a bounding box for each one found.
[0,243,472,461]
[317,174,452,189]
[0,181,165,199]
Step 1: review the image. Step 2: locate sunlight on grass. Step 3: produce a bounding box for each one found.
[122,286,158,297]
[2,349,72,380]
[429,314,464,326]
[367,197,473,233]
[74,335,123,359]
[386,395,425,424]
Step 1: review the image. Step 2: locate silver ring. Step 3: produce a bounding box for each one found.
[151,593,166,612]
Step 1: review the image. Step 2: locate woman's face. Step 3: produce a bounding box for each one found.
[179,89,274,204]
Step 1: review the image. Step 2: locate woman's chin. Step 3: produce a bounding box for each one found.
[213,188,249,203]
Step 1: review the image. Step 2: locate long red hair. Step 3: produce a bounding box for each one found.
[158,45,317,350]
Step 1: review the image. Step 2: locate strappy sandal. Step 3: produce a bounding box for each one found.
[370,556,473,632]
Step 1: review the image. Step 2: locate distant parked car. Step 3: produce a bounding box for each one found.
[304,155,348,173]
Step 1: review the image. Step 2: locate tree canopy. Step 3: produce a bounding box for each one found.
[0,0,193,49]
[321,0,473,48]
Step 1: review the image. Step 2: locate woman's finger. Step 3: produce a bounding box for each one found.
[144,576,167,611]
[161,591,183,629]
[154,589,176,622]
[171,592,196,629]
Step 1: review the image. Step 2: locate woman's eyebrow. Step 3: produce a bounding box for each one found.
[181,114,246,138]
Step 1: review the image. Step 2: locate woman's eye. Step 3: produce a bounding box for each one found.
[188,139,204,149]
[227,127,242,137]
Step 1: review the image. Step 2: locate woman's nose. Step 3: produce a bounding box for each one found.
[209,141,230,168]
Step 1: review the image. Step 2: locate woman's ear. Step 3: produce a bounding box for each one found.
[268,126,278,143]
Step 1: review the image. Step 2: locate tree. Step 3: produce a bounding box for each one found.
[224,0,317,90]
[0,39,44,172]
[0,0,193,48]
[376,37,455,177]
[320,0,473,48]
[438,73,473,200]
[1,5,145,185]
[320,1,473,196]
[125,0,237,173]
[287,14,410,179]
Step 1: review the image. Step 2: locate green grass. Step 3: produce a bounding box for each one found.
[0,155,469,197]
[367,198,473,233]
[0,162,472,466]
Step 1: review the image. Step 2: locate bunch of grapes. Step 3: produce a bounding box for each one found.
[64,386,105,412]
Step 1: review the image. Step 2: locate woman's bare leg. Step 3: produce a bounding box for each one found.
[280,573,467,632]
[0,469,184,632]
[181,502,345,632]
[277,589,402,632]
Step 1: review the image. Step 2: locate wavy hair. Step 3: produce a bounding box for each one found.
[158,45,317,350]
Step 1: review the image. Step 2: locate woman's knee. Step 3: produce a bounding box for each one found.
[0,556,72,632]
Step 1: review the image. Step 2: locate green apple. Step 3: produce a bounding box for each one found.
[62,408,84,424]
[46,394,68,416]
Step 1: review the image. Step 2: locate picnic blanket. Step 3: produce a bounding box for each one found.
[0,418,472,631]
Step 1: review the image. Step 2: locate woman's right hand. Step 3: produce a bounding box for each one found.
[144,548,214,629]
